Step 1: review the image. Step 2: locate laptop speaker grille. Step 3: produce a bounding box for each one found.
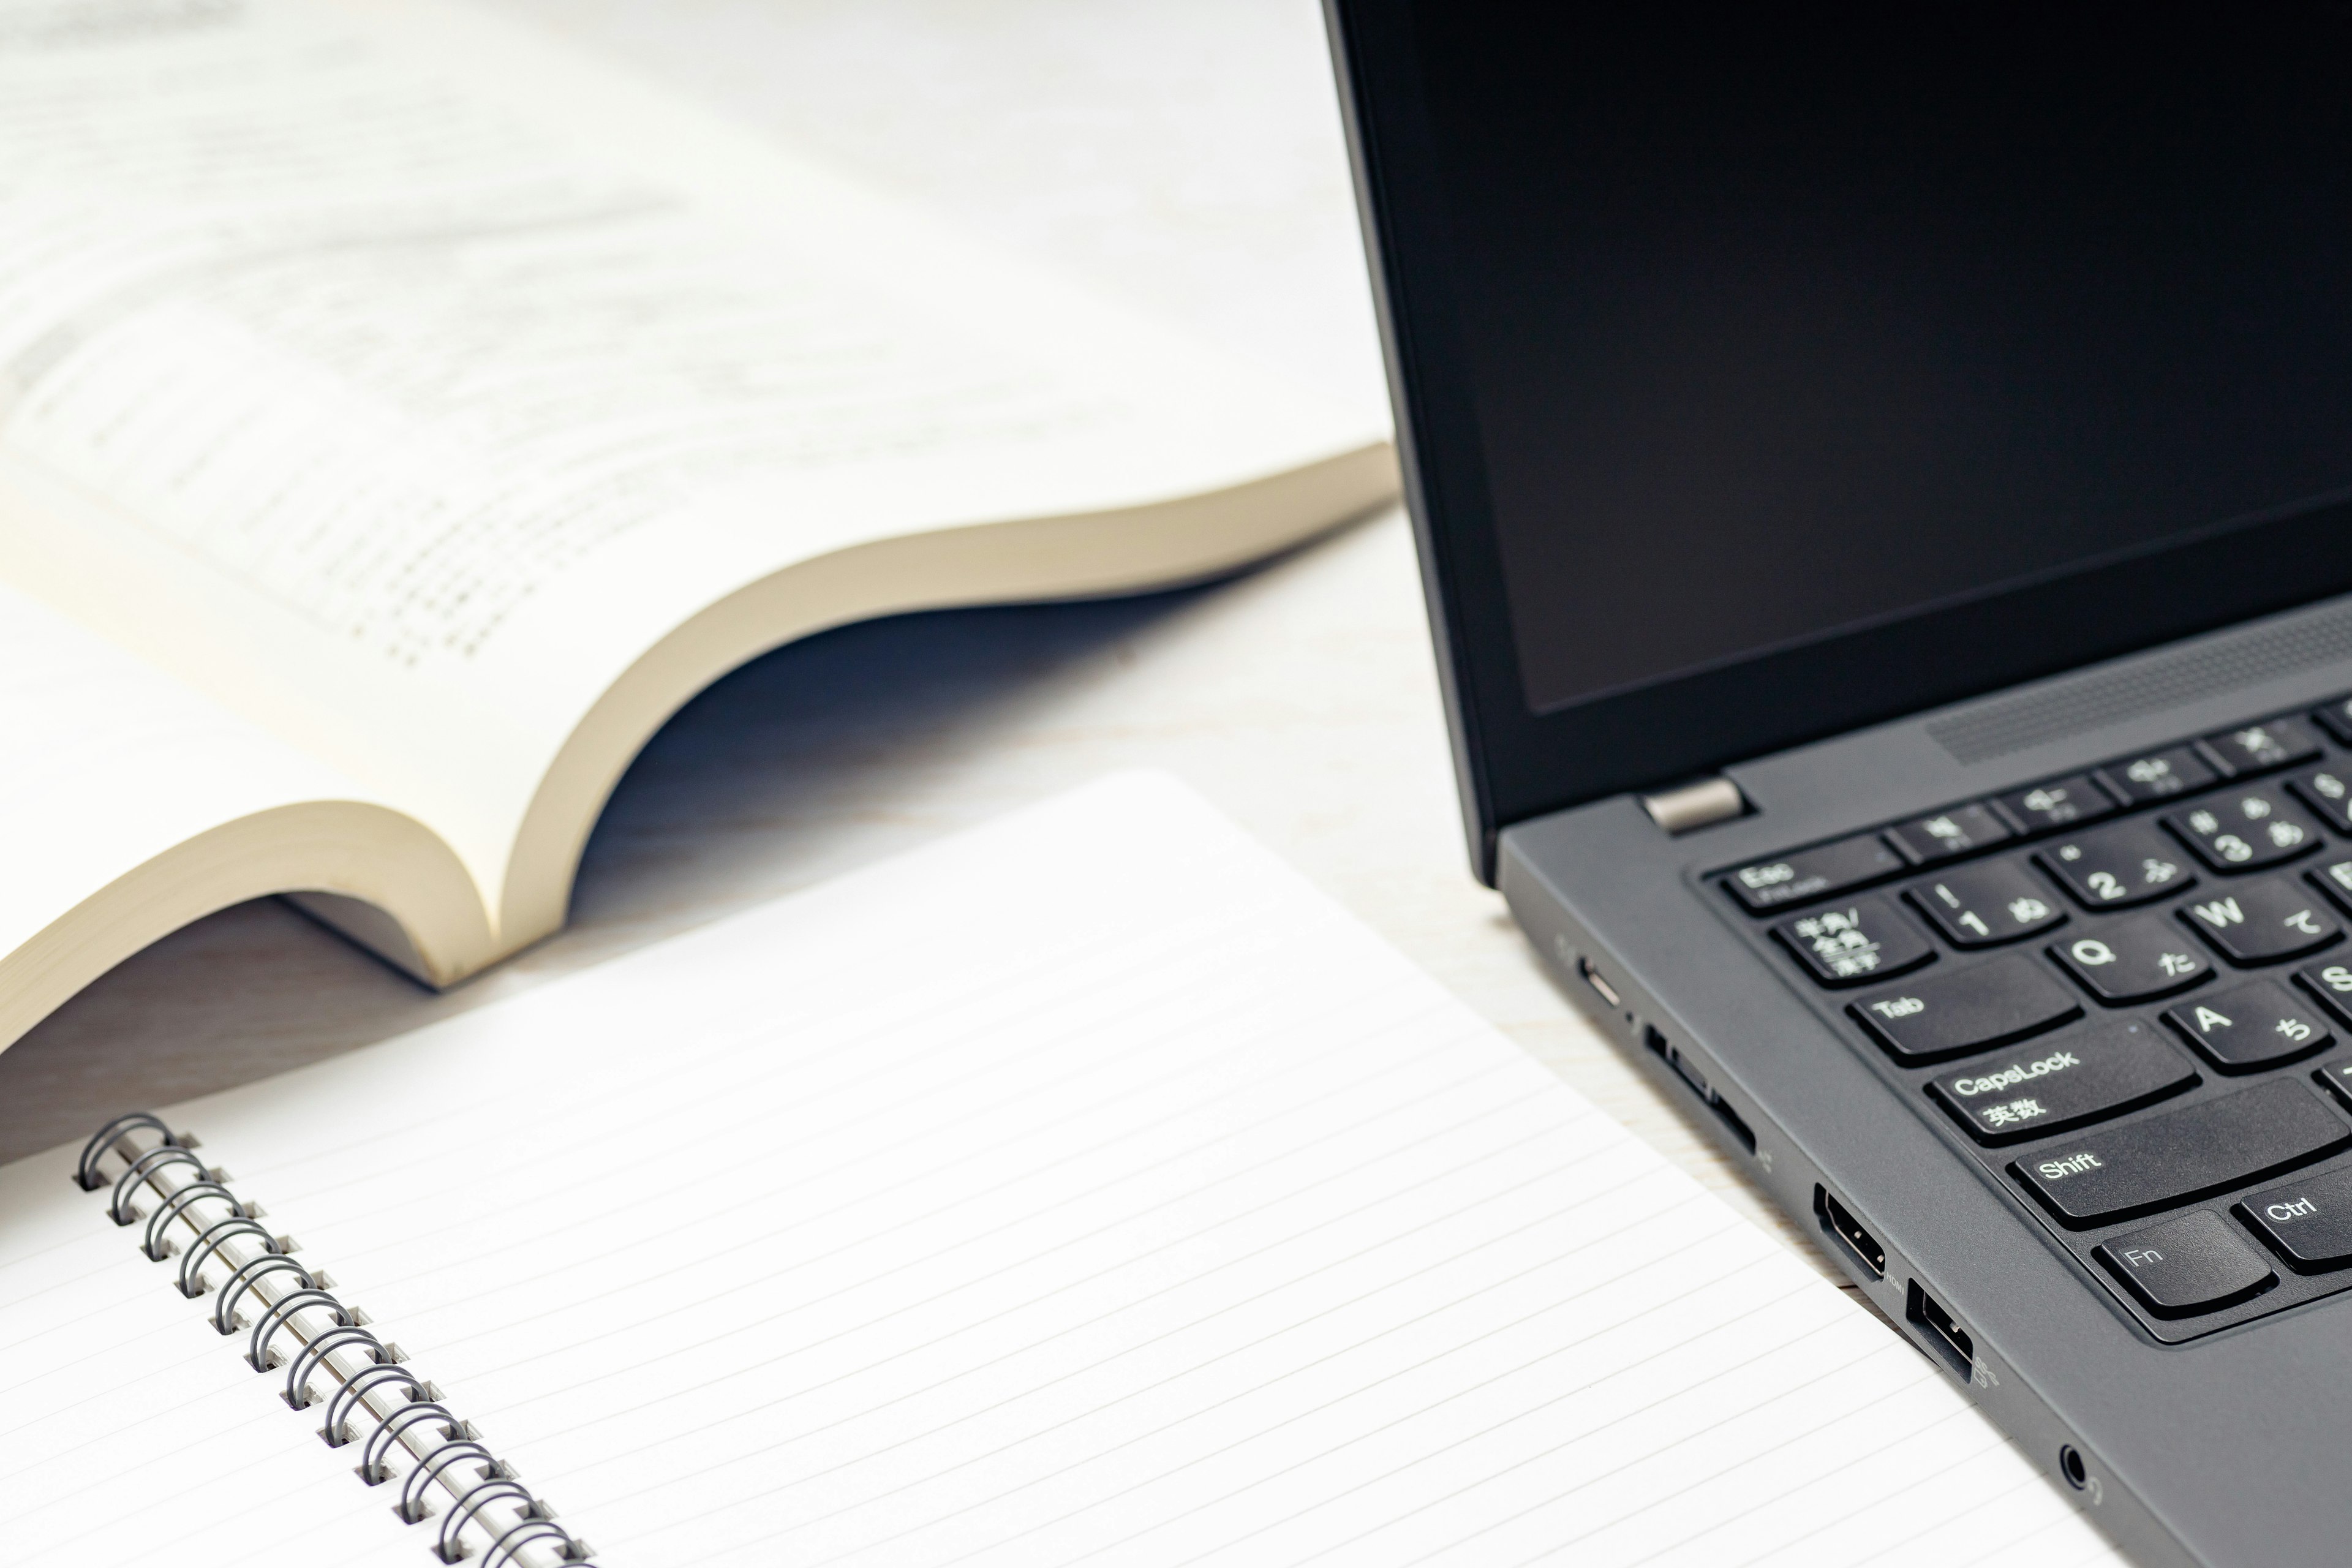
[1928,600,2352,766]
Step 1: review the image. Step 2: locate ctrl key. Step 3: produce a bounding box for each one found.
[2235,1166,2352,1273]
[2096,1210,2277,1319]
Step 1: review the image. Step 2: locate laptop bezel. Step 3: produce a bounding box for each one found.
[1323,0,2352,881]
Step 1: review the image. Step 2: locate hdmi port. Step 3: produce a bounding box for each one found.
[1814,1185,1886,1280]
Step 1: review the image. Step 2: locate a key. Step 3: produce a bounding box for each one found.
[1997,775,2116,835]
[2038,821,2195,910]
[1904,860,2067,948]
[1847,954,2081,1065]
[2312,695,2352,747]
[1724,832,1904,913]
[2097,1210,2277,1317]
[2203,718,2321,776]
[2097,745,2217,805]
[2287,767,2352,834]
[1926,1019,2194,1142]
[2011,1079,2351,1227]
[2236,1165,2352,1273]
[2049,915,2213,1003]
[2179,877,2341,966]
[2161,978,2334,1072]
[2165,788,2323,873]
[1771,896,1936,987]
[1885,803,2013,865]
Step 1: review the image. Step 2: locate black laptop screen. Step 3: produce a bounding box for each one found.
[1410,7,2352,715]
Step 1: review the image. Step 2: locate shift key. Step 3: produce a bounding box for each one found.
[2013,1080,2351,1227]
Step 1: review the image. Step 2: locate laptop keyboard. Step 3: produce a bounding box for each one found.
[1720,701,2352,1338]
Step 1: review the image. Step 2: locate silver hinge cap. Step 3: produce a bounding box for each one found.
[1640,777,1747,835]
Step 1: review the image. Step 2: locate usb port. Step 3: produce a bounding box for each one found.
[1907,1280,1975,1382]
[1578,957,1623,1009]
[1814,1185,1885,1280]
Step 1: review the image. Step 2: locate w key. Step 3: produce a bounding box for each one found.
[2179,877,2342,966]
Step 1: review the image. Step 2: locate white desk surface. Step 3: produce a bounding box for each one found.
[0,0,1839,1289]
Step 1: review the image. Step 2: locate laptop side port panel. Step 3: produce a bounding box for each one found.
[1814,1185,1886,1281]
[1558,936,1765,1167]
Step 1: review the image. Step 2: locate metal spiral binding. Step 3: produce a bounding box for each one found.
[77,1112,597,1566]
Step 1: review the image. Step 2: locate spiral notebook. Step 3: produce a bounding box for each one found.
[0,773,2125,1567]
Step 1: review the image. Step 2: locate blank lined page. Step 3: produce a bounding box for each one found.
[0,773,2126,1566]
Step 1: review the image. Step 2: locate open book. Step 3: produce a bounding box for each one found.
[10,775,2121,1566]
[0,0,1392,1047]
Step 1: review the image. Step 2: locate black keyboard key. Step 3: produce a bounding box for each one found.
[1771,896,1936,987]
[1885,803,2013,865]
[2296,958,2352,1027]
[2315,858,2352,918]
[2179,877,2342,965]
[2288,767,2352,834]
[2049,915,2212,1003]
[2313,695,2352,747]
[2013,1079,2351,1227]
[2038,821,2195,910]
[1849,955,2082,1065]
[1927,1019,2194,1142]
[2320,1058,2352,1114]
[2097,1210,2277,1317]
[2098,745,2217,805]
[1904,861,2067,948]
[2165,787,2323,873]
[1724,833,1904,913]
[2162,978,2334,1072]
[1998,775,2116,835]
[2203,717,2321,776]
[2237,1166,2352,1272]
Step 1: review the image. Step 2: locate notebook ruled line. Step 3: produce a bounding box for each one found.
[590,1180,1741,1539]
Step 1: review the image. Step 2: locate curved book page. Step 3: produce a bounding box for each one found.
[0,0,1394,1014]
[0,580,486,1046]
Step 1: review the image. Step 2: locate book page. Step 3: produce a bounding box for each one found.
[0,578,486,1041]
[0,774,2125,1566]
[0,0,1389,938]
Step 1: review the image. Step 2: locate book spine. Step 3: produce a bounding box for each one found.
[77,1112,597,1568]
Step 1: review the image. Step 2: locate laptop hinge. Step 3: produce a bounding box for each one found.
[1640,777,1749,835]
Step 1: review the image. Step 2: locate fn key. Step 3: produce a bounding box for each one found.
[2097,1210,2276,1318]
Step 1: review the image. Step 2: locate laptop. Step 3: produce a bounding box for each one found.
[1325,8,2352,1566]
